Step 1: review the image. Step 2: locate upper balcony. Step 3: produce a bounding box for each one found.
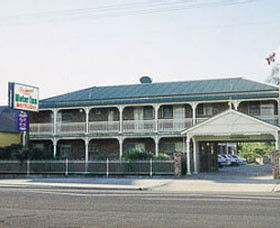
[29,99,279,137]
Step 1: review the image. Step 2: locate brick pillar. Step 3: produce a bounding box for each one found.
[272,150,280,179]
[174,152,182,177]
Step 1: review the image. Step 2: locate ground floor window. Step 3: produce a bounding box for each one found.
[60,145,72,158]
[127,143,145,152]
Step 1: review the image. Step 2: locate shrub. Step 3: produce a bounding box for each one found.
[153,153,172,160]
[122,148,154,161]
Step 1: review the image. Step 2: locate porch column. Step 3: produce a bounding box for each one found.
[275,131,280,151]
[192,103,198,126]
[154,104,160,133]
[119,106,124,134]
[85,107,90,134]
[186,136,191,175]
[155,136,159,157]
[277,99,280,126]
[53,138,57,158]
[85,137,89,162]
[193,138,198,174]
[233,100,240,110]
[53,109,58,135]
[119,137,123,159]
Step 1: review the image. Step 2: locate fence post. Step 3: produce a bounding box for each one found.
[65,158,68,176]
[150,159,153,177]
[85,160,88,174]
[106,158,109,177]
[27,160,30,176]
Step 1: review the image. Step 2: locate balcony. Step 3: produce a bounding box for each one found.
[89,121,119,133]
[29,123,53,136]
[56,122,86,134]
[158,118,192,131]
[123,120,155,133]
[254,115,279,125]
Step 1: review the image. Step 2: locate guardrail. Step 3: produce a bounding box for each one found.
[0,160,175,176]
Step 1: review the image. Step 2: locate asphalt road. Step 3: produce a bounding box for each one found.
[0,188,280,227]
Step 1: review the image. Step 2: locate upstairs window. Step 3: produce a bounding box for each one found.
[162,106,173,119]
[143,107,154,120]
[197,104,213,116]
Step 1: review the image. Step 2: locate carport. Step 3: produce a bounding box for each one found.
[182,109,280,175]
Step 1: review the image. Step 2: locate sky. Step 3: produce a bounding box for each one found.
[0,0,280,105]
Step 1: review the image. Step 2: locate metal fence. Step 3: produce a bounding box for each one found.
[0,159,175,176]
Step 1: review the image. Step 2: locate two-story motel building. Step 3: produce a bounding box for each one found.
[29,77,280,175]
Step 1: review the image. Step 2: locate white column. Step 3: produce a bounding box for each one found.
[53,109,58,135]
[233,100,240,110]
[85,137,89,162]
[53,138,57,158]
[119,106,124,133]
[186,136,191,175]
[193,137,198,174]
[119,137,123,159]
[155,136,159,157]
[85,107,90,134]
[277,99,280,126]
[275,131,280,151]
[192,103,197,126]
[154,104,160,132]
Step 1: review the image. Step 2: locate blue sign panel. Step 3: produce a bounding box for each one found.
[17,112,29,131]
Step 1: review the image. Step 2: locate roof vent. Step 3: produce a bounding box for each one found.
[140,76,152,84]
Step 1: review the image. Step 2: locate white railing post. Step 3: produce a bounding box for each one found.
[65,158,68,176]
[27,160,30,176]
[150,159,153,177]
[106,158,109,177]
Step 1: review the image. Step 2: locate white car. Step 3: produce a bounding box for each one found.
[231,154,247,165]
[218,154,231,167]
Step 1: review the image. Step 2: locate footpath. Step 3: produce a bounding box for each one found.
[0,165,279,193]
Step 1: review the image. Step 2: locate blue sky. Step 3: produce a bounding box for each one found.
[0,0,279,104]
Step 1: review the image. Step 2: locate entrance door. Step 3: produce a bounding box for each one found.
[199,142,218,172]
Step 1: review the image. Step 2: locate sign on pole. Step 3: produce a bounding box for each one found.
[17,111,29,131]
[8,82,39,112]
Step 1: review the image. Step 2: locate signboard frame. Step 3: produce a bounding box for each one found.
[8,82,39,112]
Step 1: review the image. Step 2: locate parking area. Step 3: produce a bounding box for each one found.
[192,164,273,181]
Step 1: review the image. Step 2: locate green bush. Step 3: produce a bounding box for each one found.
[122,148,154,161]
[0,144,54,161]
[153,153,172,160]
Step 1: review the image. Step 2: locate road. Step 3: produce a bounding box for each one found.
[0,187,279,227]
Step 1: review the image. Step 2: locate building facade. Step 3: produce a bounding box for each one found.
[0,106,21,147]
[29,77,280,174]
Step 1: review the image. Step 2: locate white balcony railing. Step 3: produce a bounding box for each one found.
[123,120,156,133]
[89,121,119,133]
[195,117,208,125]
[158,118,192,131]
[29,123,53,135]
[56,122,86,134]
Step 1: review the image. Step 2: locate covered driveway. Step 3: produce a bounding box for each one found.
[182,109,280,175]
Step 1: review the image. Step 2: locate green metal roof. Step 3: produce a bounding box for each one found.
[40,77,278,108]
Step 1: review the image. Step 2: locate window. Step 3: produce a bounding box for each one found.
[127,143,145,152]
[163,106,173,119]
[197,104,213,116]
[62,113,73,122]
[89,144,100,153]
[143,107,154,120]
[249,102,260,116]
[60,145,72,158]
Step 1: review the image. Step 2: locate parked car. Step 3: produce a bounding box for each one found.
[231,154,247,165]
[218,154,231,167]
[226,154,239,166]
